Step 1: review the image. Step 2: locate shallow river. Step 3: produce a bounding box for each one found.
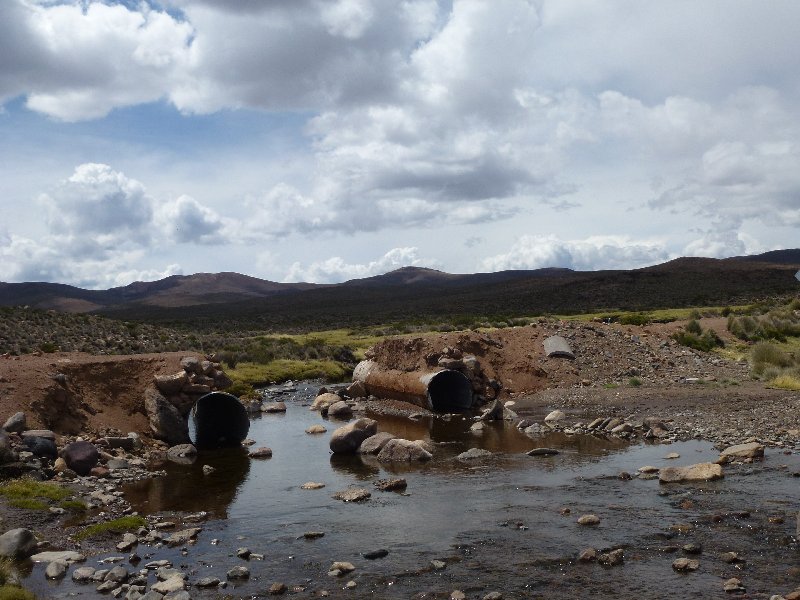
[28,382,800,598]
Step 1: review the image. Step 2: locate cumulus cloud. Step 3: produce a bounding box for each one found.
[480,235,670,272]
[157,194,229,244]
[283,247,428,283]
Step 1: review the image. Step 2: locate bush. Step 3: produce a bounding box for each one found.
[685,319,702,335]
[673,328,723,352]
[750,342,792,375]
[619,312,651,326]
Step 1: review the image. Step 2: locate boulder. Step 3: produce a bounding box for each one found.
[311,393,341,413]
[358,432,396,455]
[249,447,273,458]
[457,448,493,461]
[346,381,367,398]
[180,356,204,375]
[719,442,764,461]
[154,372,189,396]
[659,463,723,484]
[166,444,197,460]
[329,418,378,454]
[0,431,15,464]
[213,370,233,390]
[23,435,57,459]
[61,441,99,476]
[377,439,433,463]
[327,401,353,420]
[261,402,287,414]
[543,336,575,359]
[2,411,26,433]
[544,410,566,424]
[332,488,371,502]
[145,387,190,445]
[0,528,37,559]
[479,400,504,421]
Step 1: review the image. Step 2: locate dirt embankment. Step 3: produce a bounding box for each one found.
[0,352,190,436]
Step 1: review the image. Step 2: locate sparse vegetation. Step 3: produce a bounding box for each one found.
[0,479,72,503]
[0,559,35,599]
[672,320,724,352]
[74,516,146,540]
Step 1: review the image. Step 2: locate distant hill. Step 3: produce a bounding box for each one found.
[1,249,798,330]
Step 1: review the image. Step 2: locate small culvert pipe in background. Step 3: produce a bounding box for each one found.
[352,360,474,411]
[192,392,250,449]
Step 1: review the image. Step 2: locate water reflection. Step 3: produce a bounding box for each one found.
[329,452,380,479]
[123,446,250,519]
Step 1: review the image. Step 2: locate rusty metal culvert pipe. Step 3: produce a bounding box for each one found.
[352,360,473,411]
[191,392,250,449]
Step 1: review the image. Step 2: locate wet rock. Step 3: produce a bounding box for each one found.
[72,566,96,582]
[577,548,597,562]
[544,410,566,424]
[195,577,220,587]
[377,438,432,462]
[527,447,559,456]
[683,543,702,555]
[659,463,723,483]
[105,565,129,582]
[672,558,700,571]
[305,425,327,434]
[23,435,57,459]
[577,514,600,526]
[165,528,201,547]
[719,441,764,461]
[249,446,273,458]
[3,412,26,433]
[117,533,138,552]
[311,393,341,413]
[480,400,504,421]
[329,418,378,454]
[95,580,117,592]
[723,577,745,593]
[301,482,325,490]
[362,549,389,560]
[457,448,493,461]
[483,593,503,600]
[346,380,367,399]
[269,582,288,595]
[375,478,407,492]
[62,440,100,476]
[721,552,743,564]
[152,575,186,594]
[202,464,215,475]
[328,561,355,577]
[327,401,353,419]
[470,422,485,433]
[664,452,680,459]
[597,549,624,566]
[358,432,396,455]
[236,547,251,559]
[451,591,466,600]
[332,488,371,502]
[145,388,190,445]
[31,551,85,564]
[45,560,68,579]
[226,565,250,580]
[430,560,447,570]
[0,528,37,559]
[261,401,287,414]
[303,532,325,539]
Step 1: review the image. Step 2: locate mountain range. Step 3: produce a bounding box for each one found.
[1,249,799,329]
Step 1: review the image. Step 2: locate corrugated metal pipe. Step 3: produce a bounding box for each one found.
[352,360,474,411]
[192,392,250,448]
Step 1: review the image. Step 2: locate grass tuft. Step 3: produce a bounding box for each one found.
[767,374,800,391]
[7,499,48,511]
[0,479,71,503]
[74,516,147,541]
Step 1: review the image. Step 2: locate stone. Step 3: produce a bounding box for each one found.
[152,575,186,594]
[543,336,575,359]
[483,593,503,600]
[105,565,129,582]
[577,514,600,526]
[301,482,325,490]
[23,435,57,459]
[357,432,396,454]
[451,592,466,600]
[145,388,190,445]
[527,448,559,456]
[362,549,388,560]
[303,532,325,539]
[21,429,55,440]
[261,402,287,414]
[249,447,273,458]
[0,528,37,559]
[430,560,447,570]
[719,442,765,461]
[269,582,288,595]
[31,551,85,564]
[180,356,203,375]
[327,401,353,419]
[165,528,201,547]
[328,561,355,577]
[480,400,504,421]
[166,444,197,461]
[375,478,407,492]
[107,458,130,470]
[45,560,68,579]
[346,381,367,398]
[3,412,26,433]
[117,533,138,552]
[311,393,341,412]
[329,418,378,454]
[577,548,597,562]
[195,577,221,587]
[305,425,327,434]
[377,438,432,462]
[470,422,485,433]
[457,448,493,461]
[72,566,96,582]
[597,548,624,566]
[672,558,700,571]
[154,372,189,396]
[683,543,702,554]
[61,440,100,476]
[226,565,250,580]
[0,431,14,464]
[664,452,680,459]
[202,464,215,475]
[723,577,744,593]
[659,463,723,483]
[332,488,371,502]
[544,410,566,424]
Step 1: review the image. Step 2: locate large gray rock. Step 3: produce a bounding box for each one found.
[154,372,189,396]
[330,418,378,454]
[377,439,433,463]
[659,462,723,484]
[0,528,37,559]
[358,432,396,455]
[61,440,99,476]
[144,387,189,445]
[0,431,15,464]
[719,442,764,461]
[327,401,353,420]
[23,435,57,459]
[311,393,341,413]
[3,411,26,433]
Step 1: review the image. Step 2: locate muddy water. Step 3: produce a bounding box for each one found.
[30,382,800,598]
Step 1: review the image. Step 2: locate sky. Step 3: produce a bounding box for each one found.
[1,0,799,289]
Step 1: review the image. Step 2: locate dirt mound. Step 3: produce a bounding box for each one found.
[365,318,749,399]
[0,352,189,436]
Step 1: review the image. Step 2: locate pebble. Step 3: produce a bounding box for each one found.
[301,482,325,490]
[577,548,597,562]
[362,549,389,560]
[375,478,407,492]
[249,446,273,458]
[723,577,745,593]
[598,549,624,566]
[332,488,371,502]
[226,565,250,580]
[577,514,600,526]
[269,582,288,595]
[303,531,325,539]
[672,558,700,571]
[431,560,447,570]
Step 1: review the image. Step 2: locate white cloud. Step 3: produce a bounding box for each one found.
[157,194,228,244]
[480,235,669,272]
[283,247,428,283]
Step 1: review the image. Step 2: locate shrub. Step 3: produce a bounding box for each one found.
[628,377,642,387]
[685,319,702,335]
[619,312,651,326]
[767,374,800,391]
[750,342,791,375]
[673,328,723,352]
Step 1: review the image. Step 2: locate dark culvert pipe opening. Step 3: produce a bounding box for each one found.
[424,370,474,412]
[192,392,250,449]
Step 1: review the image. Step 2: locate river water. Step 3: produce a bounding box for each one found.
[27,382,800,598]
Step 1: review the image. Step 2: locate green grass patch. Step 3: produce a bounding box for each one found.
[0,586,36,600]
[74,516,146,541]
[628,377,642,387]
[58,500,87,512]
[229,359,350,386]
[603,383,619,389]
[7,498,48,511]
[0,479,71,503]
